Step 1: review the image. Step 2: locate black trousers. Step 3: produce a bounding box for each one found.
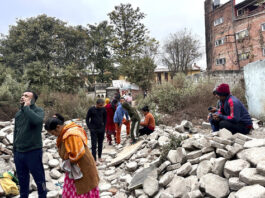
[14,149,46,198]
[211,120,251,134]
[139,127,154,136]
[90,129,105,161]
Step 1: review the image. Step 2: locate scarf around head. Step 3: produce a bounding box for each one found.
[56,122,88,148]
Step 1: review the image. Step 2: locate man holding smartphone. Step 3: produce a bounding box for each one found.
[13,91,46,198]
[210,84,252,134]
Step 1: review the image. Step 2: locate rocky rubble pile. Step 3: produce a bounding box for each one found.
[0,119,265,198]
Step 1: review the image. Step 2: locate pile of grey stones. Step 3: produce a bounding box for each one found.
[1,118,265,198]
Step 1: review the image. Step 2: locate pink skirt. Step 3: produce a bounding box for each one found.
[62,173,100,198]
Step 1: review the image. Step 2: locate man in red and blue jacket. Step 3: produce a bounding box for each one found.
[210,83,252,134]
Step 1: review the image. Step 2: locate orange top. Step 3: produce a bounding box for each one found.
[140,112,155,130]
[57,122,88,163]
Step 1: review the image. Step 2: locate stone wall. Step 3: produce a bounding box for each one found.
[187,70,244,88]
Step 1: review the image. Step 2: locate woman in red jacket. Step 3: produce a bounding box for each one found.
[105,99,118,145]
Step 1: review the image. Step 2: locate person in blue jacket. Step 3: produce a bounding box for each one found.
[113,97,130,144]
[211,83,252,134]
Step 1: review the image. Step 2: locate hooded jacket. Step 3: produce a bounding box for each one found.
[218,95,252,127]
[122,102,140,122]
[113,103,129,125]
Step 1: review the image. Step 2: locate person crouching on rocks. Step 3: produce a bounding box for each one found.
[139,106,155,136]
[45,114,100,198]
[210,83,252,134]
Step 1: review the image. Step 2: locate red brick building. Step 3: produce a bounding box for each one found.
[205,0,265,71]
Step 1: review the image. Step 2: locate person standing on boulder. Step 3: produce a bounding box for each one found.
[210,83,252,134]
[13,91,46,198]
[86,99,106,163]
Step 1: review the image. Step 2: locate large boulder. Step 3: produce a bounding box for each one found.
[234,184,265,198]
[211,157,226,176]
[143,176,159,197]
[224,159,250,178]
[218,128,233,140]
[244,139,265,148]
[128,165,157,190]
[185,175,199,192]
[228,177,246,191]
[199,173,230,198]
[237,147,265,166]
[239,168,265,186]
[167,176,188,198]
[257,161,265,176]
[177,162,192,177]
[196,160,212,179]
[159,171,174,187]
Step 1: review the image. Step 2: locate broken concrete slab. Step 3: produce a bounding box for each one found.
[109,140,144,166]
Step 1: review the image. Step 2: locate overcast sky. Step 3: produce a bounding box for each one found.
[0,0,244,68]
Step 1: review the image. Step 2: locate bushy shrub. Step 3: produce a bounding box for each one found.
[136,73,217,125]
[39,89,95,120]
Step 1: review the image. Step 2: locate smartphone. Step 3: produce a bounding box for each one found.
[30,98,35,105]
[208,107,213,111]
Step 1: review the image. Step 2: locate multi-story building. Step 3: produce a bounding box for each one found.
[205,0,265,71]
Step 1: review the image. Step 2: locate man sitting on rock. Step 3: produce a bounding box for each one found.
[210,83,252,134]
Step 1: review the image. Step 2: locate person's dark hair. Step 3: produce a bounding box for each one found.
[111,99,118,111]
[96,98,104,105]
[141,106,149,112]
[44,114,65,131]
[25,90,38,101]
[54,113,64,122]
[120,97,125,100]
[111,99,118,105]
[128,93,131,96]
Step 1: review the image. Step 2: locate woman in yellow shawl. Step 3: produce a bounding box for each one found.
[44,114,99,198]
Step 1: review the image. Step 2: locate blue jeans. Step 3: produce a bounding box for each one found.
[14,149,46,198]
[209,117,220,132]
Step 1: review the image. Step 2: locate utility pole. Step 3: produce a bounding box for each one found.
[225,34,240,70]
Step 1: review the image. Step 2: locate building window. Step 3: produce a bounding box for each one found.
[237,8,245,16]
[239,52,250,61]
[216,58,226,65]
[263,48,265,56]
[165,72,168,81]
[214,17,224,26]
[215,38,225,46]
[235,30,249,40]
[261,23,265,31]
[157,73,161,84]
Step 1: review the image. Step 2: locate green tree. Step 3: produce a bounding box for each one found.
[108,4,147,66]
[87,21,116,83]
[126,56,156,91]
[108,4,158,89]
[0,15,90,91]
